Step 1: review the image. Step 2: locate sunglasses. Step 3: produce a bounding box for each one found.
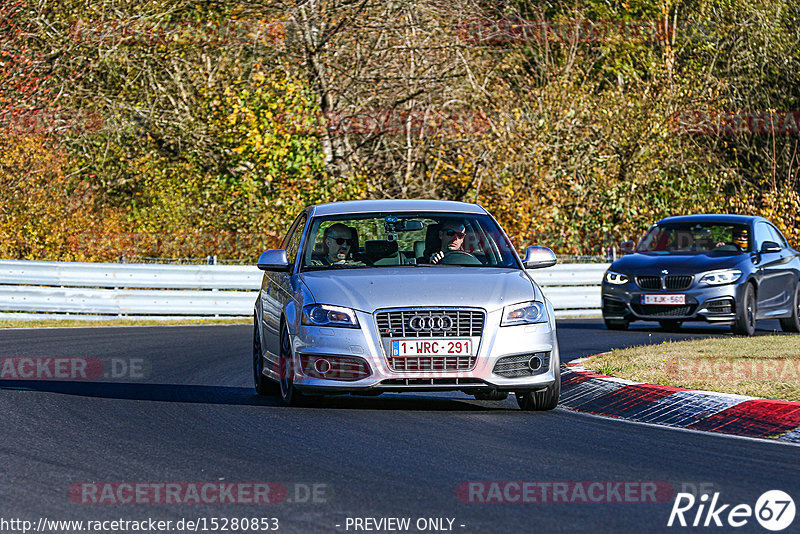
[444,229,466,238]
[327,236,351,245]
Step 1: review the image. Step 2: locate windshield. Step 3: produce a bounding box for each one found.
[636,222,751,254]
[300,212,520,270]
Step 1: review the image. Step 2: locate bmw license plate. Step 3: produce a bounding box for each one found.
[641,294,686,305]
[391,339,472,357]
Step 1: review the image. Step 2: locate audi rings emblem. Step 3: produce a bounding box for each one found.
[408,314,453,332]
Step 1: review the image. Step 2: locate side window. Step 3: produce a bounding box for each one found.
[754,222,772,250]
[767,224,787,248]
[283,214,308,264]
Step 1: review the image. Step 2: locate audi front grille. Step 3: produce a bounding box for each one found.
[374,308,484,338]
[388,355,475,372]
[374,308,484,372]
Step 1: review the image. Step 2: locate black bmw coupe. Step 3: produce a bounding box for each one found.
[602,215,800,335]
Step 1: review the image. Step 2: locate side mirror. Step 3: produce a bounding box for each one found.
[619,240,635,254]
[760,241,781,254]
[256,249,291,272]
[522,246,557,269]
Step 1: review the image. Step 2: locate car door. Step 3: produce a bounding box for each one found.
[764,223,796,313]
[261,212,308,364]
[753,221,792,315]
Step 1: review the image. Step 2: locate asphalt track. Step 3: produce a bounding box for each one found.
[0,319,797,534]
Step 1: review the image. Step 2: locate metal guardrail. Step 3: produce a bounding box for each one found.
[0,260,608,320]
[530,263,608,316]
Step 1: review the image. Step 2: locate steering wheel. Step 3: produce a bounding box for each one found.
[440,250,482,265]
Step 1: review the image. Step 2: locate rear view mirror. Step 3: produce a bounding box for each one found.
[522,246,557,269]
[402,220,424,231]
[256,249,291,271]
[619,240,635,254]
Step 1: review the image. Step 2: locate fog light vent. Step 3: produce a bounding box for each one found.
[493,352,550,378]
[300,355,371,381]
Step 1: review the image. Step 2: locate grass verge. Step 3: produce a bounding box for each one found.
[587,335,800,401]
[0,318,251,329]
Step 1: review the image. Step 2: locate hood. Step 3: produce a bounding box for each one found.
[299,267,537,313]
[610,252,750,275]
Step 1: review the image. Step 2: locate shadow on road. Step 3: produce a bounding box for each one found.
[0,380,511,411]
[557,318,783,336]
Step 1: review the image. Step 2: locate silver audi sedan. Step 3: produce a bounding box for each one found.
[252,199,561,410]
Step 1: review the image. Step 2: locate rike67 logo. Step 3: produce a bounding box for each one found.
[668,490,795,531]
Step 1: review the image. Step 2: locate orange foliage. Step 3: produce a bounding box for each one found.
[0,133,126,260]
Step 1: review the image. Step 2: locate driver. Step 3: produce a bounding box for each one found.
[429,219,470,264]
[732,228,749,251]
[715,228,749,251]
[312,223,364,266]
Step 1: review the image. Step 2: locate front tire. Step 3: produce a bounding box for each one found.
[604,318,630,330]
[516,365,560,411]
[278,323,317,406]
[732,283,757,336]
[779,283,800,333]
[474,390,509,401]
[659,320,683,331]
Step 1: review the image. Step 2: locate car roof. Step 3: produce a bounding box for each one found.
[656,214,767,226]
[309,199,488,217]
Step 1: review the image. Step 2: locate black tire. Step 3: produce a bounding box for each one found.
[516,365,560,411]
[732,283,757,336]
[278,323,318,406]
[659,320,683,331]
[253,319,278,396]
[473,390,509,401]
[604,318,630,330]
[779,283,800,333]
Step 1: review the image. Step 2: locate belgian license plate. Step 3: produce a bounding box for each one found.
[641,294,686,305]
[391,339,472,357]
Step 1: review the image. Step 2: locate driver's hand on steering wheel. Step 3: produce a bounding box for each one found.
[430,251,445,264]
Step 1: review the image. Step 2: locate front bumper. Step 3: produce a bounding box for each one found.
[289,307,559,394]
[602,281,743,323]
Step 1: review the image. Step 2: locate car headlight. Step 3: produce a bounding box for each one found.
[302,304,360,328]
[699,269,742,286]
[604,270,630,285]
[501,301,548,326]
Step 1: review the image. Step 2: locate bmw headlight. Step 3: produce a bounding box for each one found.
[501,301,548,326]
[604,270,630,285]
[699,269,742,286]
[302,304,360,328]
